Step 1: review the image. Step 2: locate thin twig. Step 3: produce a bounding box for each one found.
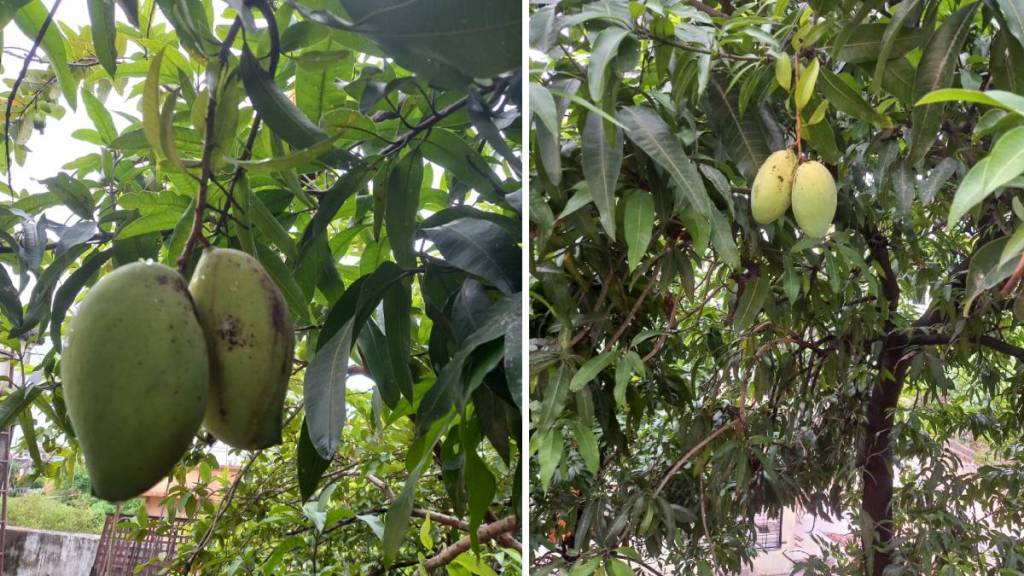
[653,417,738,497]
[607,259,663,346]
[1001,252,1024,296]
[4,0,62,192]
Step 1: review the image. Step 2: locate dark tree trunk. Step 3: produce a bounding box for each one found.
[861,339,909,576]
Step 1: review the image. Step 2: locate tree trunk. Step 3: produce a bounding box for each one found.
[861,339,909,576]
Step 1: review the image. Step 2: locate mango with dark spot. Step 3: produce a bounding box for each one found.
[750,149,798,225]
[189,248,294,449]
[62,262,209,502]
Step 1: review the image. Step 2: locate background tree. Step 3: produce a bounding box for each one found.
[0,0,522,574]
[530,0,1024,574]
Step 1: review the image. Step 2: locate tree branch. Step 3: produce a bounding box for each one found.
[4,0,62,192]
[653,417,738,497]
[422,515,520,572]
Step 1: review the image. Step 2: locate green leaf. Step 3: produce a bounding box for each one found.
[357,320,402,408]
[623,190,654,272]
[0,264,23,327]
[297,168,373,265]
[530,83,559,135]
[963,236,1019,315]
[705,75,773,182]
[43,173,95,221]
[225,136,340,172]
[817,67,890,127]
[617,106,739,267]
[909,2,980,165]
[0,385,42,431]
[537,428,563,492]
[49,249,112,352]
[239,45,329,151]
[385,150,423,268]
[420,128,505,205]
[142,49,165,154]
[297,417,331,501]
[383,278,415,402]
[465,451,496,549]
[88,0,118,76]
[947,126,1024,227]
[1002,224,1024,268]
[605,558,636,576]
[421,218,520,295]
[916,88,1024,116]
[835,22,923,64]
[382,459,427,566]
[81,89,116,144]
[795,57,819,109]
[872,0,924,93]
[995,0,1024,54]
[337,0,519,88]
[573,420,600,475]
[733,275,770,332]
[248,193,298,261]
[570,350,619,392]
[581,112,622,238]
[588,27,630,103]
[15,1,77,109]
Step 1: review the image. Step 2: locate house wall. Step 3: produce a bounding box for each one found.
[3,526,99,576]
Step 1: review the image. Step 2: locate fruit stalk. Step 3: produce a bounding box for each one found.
[793,53,802,160]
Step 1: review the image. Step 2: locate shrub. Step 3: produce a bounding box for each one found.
[6,494,105,534]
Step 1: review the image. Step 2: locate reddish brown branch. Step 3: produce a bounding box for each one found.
[422,516,520,572]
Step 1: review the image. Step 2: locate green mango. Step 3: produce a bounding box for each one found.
[791,160,838,238]
[62,262,208,502]
[189,248,294,449]
[751,149,798,225]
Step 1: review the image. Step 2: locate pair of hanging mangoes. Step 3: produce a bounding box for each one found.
[60,248,294,502]
[750,149,837,238]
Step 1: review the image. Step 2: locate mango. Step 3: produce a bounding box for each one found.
[62,262,208,502]
[189,248,293,449]
[791,161,837,238]
[751,149,798,225]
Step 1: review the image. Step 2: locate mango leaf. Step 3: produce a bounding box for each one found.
[573,420,601,475]
[909,2,980,165]
[818,67,890,127]
[15,1,77,109]
[916,88,1024,116]
[947,126,1024,227]
[88,0,118,76]
[588,27,630,103]
[337,0,519,89]
[581,112,623,238]
[872,0,924,93]
[0,385,42,431]
[49,249,112,352]
[705,75,773,182]
[570,350,619,392]
[297,168,373,264]
[385,150,423,268]
[421,218,520,295]
[963,236,1019,315]
[733,275,770,332]
[239,45,329,150]
[834,22,923,64]
[623,190,654,272]
[142,49,165,154]
[296,417,331,501]
[465,450,496,549]
[995,0,1024,53]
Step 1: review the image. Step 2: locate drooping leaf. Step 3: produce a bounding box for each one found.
[581,112,623,238]
[947,126,1024,226]
[420,218,520,295]
[87,0,118,76]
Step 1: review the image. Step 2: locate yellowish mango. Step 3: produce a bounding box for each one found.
[751,149,798,225]
[791,161,837,238]
[189,248,294,449]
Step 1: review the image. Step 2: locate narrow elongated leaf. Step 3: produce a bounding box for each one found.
[303,321,353,459]
[588,27,630,103]
[570,350,618,392]
[818,67,889,127]
[43,173,94,220]
[142,49,165,153]
[795,57,819,109]
[225,136,340,172]
[0,265,22,327]
[114,0,139,27]
[916,88,1024,116]
[385,150,423,268]
[581,112,623,238]
[623,190,654,271]
[996,0,1024,52]
[80,89,116,143]
[297,168,372,263]
[705,75,772,182]
[297,418,331,501]
[465,451,496,549]
[248,194,298,261]
[948,126,1024,226]
[0,385,42,431]
[240,45,329,150]
[618,106,739,266]
[573,420,601,474]
[15,2,77,109]
[733,275,770,332]
[88,0,117,76]
[873,0,924,93]
[964,237,1018,314]
[467,90,521,174]
[420,129,505,204]
[49,249,112,352]
[910,3,980,165]
[1001,224,1024,267]
[835,23,923,64]
[421,218,520,295]
[383,279,414,402]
